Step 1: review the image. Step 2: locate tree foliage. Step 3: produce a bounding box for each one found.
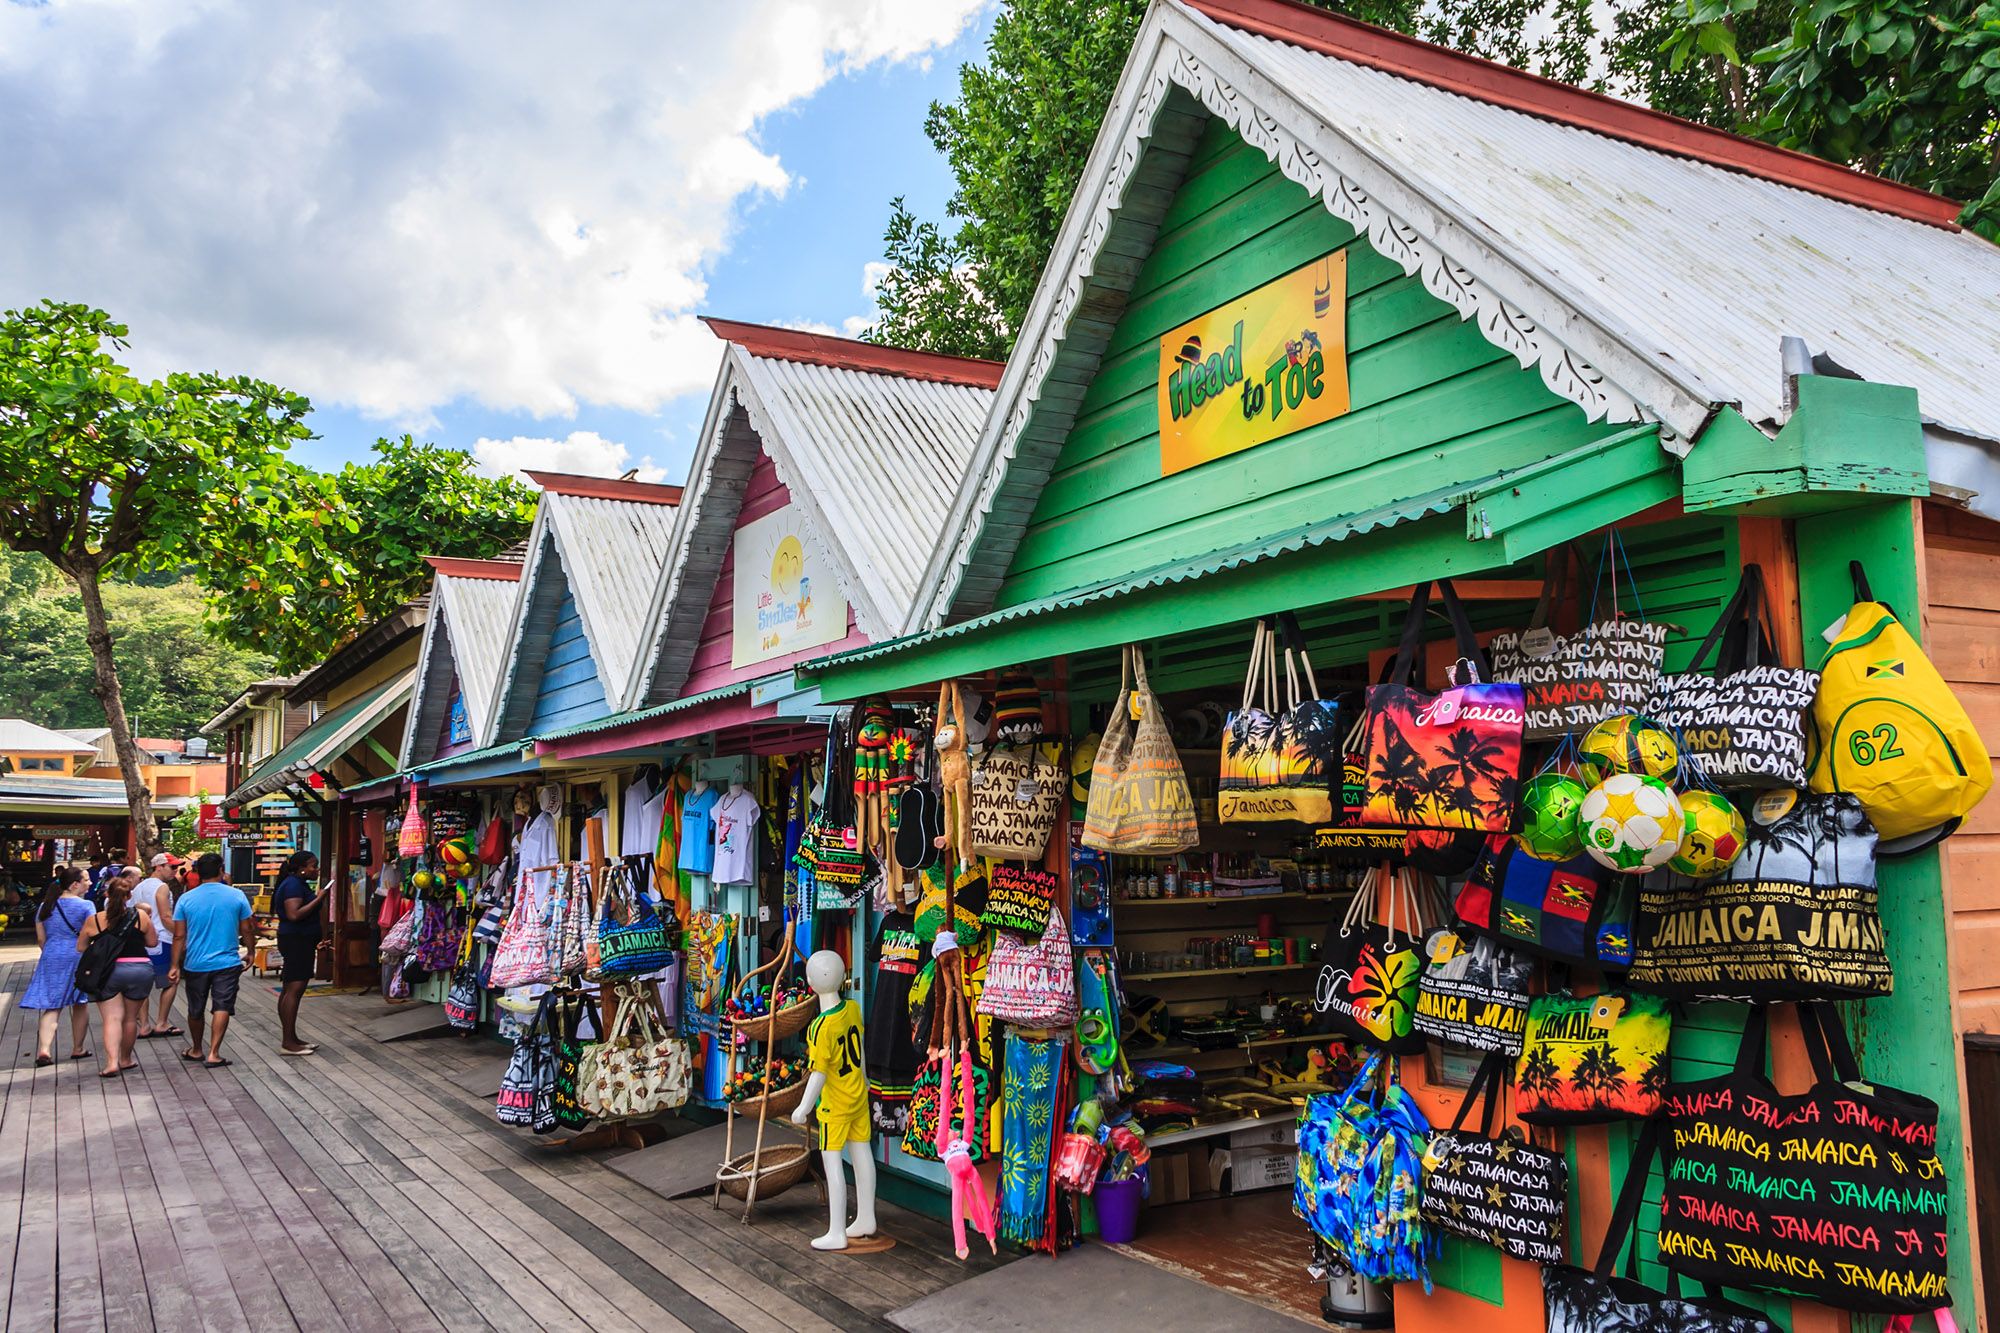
[190,434,537,672]
[872,0,2000,357]
[0,300,311,857]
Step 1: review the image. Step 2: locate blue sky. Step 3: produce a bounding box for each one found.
[0,0,997,488]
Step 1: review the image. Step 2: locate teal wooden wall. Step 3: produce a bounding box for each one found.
[529,569,607,735]
[995,120,1632,609]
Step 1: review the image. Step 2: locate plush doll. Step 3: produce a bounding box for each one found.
[934,1049,998,1260]
[935,680,972,869]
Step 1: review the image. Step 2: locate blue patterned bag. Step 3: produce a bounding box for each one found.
[1294,1052,1436,1288]
[597,864,671,977]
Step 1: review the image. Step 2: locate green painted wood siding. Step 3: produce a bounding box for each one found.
[994,119,1632,608]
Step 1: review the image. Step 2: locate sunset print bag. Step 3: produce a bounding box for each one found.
[1314,866,1429,1054]
[1360,580,1525,832]
[1513,990,1671,1126]
[1220,613,1343,824]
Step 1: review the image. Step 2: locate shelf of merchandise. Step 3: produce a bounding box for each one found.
[1111,891,1332,908]
[1149,1110,1298,1149]
[1122,963,1309,983]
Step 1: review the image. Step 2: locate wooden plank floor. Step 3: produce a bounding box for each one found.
[0,942,1007,1331]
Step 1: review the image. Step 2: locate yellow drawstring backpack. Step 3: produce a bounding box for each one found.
[1810,561,1992,852]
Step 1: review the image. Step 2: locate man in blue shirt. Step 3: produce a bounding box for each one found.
[169,852,253,1068]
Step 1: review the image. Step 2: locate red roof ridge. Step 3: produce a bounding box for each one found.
[425,556,526,581]
[1183,0,1962,230]
[525,472,685,505]
[702,317,1006,389]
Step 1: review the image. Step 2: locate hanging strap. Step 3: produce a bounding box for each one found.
[1593,1118,1662,1277]
[1388,583,1434,687]
[1731,1001,1770,1077]
[1435,578,1492,683]
[1449,1051,1508,1138]
[1240,620,1270,714]
[1684,566,1761,675]
[1278,612,1323,702]
[1527,544,1578,634]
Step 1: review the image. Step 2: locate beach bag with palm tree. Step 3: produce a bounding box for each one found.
[1361,581,1526,833]
[1512,990,1670,1126]
[1220,613,1344,823]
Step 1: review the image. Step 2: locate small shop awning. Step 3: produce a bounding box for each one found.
[409,739,541,786]
[800,426,1670,700]
[0,774,135,821]
[225,670,416,807]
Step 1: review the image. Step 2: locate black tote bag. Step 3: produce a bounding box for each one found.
[1420,1053,1566,1262]
[1544,1120,1779,1333]
[1658,1005,1952,1313]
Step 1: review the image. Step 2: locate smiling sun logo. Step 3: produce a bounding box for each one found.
[769,535,805,599]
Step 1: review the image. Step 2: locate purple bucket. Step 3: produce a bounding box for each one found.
[1095,1177,1145,1244]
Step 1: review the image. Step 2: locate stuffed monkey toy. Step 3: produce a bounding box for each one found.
[934,680,972,869]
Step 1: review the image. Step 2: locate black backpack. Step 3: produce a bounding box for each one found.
[76,909,139,996]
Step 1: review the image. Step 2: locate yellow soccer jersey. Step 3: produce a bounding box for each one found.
[805,999,869,1147]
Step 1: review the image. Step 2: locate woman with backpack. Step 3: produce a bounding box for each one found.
[74,868,160,1079]
[21,866,96,1067]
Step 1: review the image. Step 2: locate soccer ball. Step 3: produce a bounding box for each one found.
[1515,773,1588,860]
[1669,790,1747,878]
[1579,714,1680,784]
[1579,773,1683,874]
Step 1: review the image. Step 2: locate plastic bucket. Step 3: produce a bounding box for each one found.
[1095,1177,1145,1244]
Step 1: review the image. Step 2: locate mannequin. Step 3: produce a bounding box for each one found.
[791,949,878,1250]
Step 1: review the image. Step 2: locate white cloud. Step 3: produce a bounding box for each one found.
[473,431,668,486]
[0,0,987,421]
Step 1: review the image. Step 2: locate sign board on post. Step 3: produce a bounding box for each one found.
[731,505,848,669]
[1157,251,1350,477]
[197,803,237,838]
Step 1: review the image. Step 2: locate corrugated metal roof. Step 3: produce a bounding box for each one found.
[410,739,528,776]
[1198,12,2000,441]
[436,572,518,733]
[530,676,762,744]
[226,670,414,806]
[545,490,678,705]
[0,720,102,753]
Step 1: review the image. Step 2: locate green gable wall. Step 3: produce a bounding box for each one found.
[995,119,1634,608]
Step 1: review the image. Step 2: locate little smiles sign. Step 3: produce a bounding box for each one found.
[1157,252,1351,476]
[731,506,847,668]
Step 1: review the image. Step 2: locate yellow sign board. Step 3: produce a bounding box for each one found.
[1157,252,1350,477]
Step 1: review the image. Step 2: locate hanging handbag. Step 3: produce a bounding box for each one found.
[1312,866,1428,1053]
[1420,1053,1566,1262]
[443,966,480,1030]
[487,869,553,989]
[552,992,592,1131]
[969,743,1064,861]
[1454,835,1635,968]
[478,814,509,866]
[1658,1005,1951,1313]
[902,1056,993,1163]
[597,864,672,977]
[1360,580,1526,832]
[981,862,1058,938]
[379,896,422,961]
[495,995,553,1127]
[1220,613,1343,823]
[1488,537,1671,739]
[396,787,429,859]
[1544,1120,1778,1333]
[1513,990,1671,1125]
[977,903,1080,1027]
[1811,559,1994,853]
[412,902,465,973]
[1081,644,1199,854]
[1411,926,1532,1056]
[1314,708,1484,872]
[1292,1052,1435,1285]
[1628,788,1890,1002]
[577,992,691,1119]
[546,866,589,980]
[1646,564,1819,788]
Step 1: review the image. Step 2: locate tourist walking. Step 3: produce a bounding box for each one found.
[272,851,329,1055]
[75,868,159,1078]
[135,851,185,1042]
[21,867,94,1067]
[169,852,253,1069]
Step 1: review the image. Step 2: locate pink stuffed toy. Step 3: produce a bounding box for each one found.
[933,1051,997,1259]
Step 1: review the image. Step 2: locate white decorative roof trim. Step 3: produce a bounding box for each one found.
[481,511,556,746]
[919,4,1718,633]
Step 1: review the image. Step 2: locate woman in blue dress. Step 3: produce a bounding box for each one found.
[22,866,95,1067]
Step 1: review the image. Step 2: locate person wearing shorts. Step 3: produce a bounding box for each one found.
[73,869,159,1079]
[170,853,253,1069]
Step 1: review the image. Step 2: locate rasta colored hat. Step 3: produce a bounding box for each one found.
[992,672,1042,743]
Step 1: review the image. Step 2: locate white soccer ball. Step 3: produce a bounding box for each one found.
[1579,773,1683,875]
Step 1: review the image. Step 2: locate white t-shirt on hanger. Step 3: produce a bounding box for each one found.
[620,774,656,857]
[709,787,762,886]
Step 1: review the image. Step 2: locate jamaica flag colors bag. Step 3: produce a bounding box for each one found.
[1361,580,1525,832]
[1454,835,1634,968]
[1421,1053,1566,1262]
[1513,990,1671,1125]
[1544,1121,1778,1333]
[1220,614,1343,824]
[1412,926,1532,1056]
[1657,1005,1951,1314]
[1811,560,1993,854]
[1646,564,1819,789]
[1629,788,1890,1002]
[1314,866,1428,1053]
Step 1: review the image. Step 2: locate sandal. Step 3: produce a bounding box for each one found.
[33,1055,52,1068]
[179,1050,206,1064]
[98,1070,121,1079]
[156,1025,184,1038]
[68,1050,93,1062]
[203,1058,233,1069]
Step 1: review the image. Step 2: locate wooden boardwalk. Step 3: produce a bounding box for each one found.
[0,942,1005,1331]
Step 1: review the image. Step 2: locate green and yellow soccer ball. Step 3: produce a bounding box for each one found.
[1579,773,1683,874]
[1669,790,1747,878]
[1515,773,1588,860]
[1579,714,1680,784]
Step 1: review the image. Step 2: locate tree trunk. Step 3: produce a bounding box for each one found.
[71,564,158,862]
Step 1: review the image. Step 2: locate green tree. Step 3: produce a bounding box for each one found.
[192,434,536,672]
[165,792,222,859]
[0,301,311,859]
